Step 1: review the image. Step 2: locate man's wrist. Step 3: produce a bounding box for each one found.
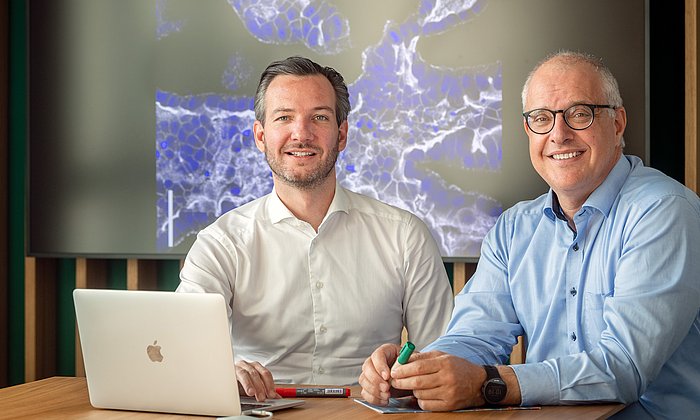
[478,365,522,406]
[497,365,522,406]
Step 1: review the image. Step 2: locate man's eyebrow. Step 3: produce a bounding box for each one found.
[270,106,335,114]
[312,106,335,113]
[270,107,294,115]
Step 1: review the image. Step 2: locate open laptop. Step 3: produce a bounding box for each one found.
[73,288,305,417]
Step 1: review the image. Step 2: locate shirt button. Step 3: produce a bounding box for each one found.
[318,367,325,374]
[316,281,324,289]
[571,332,577,341]
[320,325,327,334]
[570,287,577,297]
[573,243,579,251]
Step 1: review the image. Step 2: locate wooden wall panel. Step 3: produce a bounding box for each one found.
[127,259,157,291]
[451,262,475,296]
[74,258,107,289]
[24,257,57,382]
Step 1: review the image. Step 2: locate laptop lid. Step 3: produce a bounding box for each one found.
[73,289,304,417]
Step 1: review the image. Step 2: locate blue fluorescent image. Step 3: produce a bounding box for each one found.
[155,0,502,258]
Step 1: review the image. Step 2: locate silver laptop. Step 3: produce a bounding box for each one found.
[73,288,305,417]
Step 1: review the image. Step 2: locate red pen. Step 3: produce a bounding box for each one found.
[275,387,351,398]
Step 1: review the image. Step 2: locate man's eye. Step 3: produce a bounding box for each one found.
[532,114,551,123]
[314,115,329,121]
[275,116,289,121]
[568,106,592,119]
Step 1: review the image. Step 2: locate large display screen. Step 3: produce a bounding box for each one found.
[28,0,647,259]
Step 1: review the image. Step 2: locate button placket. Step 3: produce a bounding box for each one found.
[562,217,583,352]
[308,236,325,380]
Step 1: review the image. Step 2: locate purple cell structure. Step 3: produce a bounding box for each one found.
[155,0,502,257]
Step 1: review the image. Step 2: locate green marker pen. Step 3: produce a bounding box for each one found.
[396,341,415,365]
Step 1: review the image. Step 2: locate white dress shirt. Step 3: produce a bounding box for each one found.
[177,184,453,385]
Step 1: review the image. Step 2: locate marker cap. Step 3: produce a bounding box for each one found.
[396,341,415,365]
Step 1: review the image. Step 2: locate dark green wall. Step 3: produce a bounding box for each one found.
[8,0,26,386]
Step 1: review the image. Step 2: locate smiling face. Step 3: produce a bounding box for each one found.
[253,74,348,191]
[524,59,627,209]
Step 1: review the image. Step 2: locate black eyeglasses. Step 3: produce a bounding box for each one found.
[523,104,616,135]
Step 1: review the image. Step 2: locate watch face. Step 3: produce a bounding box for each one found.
[483,378,507,404]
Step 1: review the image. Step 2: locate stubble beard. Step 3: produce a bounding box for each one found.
[265,141,340,191]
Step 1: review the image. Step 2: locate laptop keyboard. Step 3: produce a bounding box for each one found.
[240,401,272,412]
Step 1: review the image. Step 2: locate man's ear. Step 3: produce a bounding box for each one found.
[614,106,627,139]
[253,120,265,152]
[338,120,349,152]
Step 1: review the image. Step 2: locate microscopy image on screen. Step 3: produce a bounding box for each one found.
[27,0,645,258]
[155,0,502,258]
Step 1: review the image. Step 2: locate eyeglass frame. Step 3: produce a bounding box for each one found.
[522,104,617,135]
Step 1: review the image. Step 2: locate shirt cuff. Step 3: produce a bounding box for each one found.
[510,362,560,406]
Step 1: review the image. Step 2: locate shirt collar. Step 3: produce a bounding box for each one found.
[544,193,567,222]
[325,182,351,217]
[267,182,350,225]
[267,189,296,224]
[582,154,629,217]
[543,154,630,220]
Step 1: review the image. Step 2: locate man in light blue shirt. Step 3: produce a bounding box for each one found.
[359,51,700,418]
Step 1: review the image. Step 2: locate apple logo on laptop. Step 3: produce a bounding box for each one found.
[146,340,164,362]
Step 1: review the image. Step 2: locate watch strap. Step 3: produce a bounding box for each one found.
[483,364,501,380]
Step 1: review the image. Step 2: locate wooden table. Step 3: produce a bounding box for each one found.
[0,377,624,419]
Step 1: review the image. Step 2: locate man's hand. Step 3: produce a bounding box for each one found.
[358,343,406,405]
[235,360,281,402]
[390,350,486,411]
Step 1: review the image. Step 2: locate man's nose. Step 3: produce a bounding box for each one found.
[548,112,573,143]
[291,119,313,141]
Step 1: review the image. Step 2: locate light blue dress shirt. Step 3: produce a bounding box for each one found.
[424,155,700,418]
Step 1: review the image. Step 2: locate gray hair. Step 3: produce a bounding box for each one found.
[254,56,350,127]
[521,50,625,147]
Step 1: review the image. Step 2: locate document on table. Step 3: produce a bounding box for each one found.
[354,397,541,414]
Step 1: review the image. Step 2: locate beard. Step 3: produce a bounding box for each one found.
[264,140,340,191]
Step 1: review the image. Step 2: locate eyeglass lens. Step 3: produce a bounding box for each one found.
[526,104,596,134]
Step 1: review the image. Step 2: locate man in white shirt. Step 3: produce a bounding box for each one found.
[176,56,453,401]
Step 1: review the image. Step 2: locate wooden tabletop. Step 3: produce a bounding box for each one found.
[0,377,624,419]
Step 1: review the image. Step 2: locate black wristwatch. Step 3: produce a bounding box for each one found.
[481,365,507,404]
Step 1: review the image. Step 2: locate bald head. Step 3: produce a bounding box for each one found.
[521,51,623,111]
